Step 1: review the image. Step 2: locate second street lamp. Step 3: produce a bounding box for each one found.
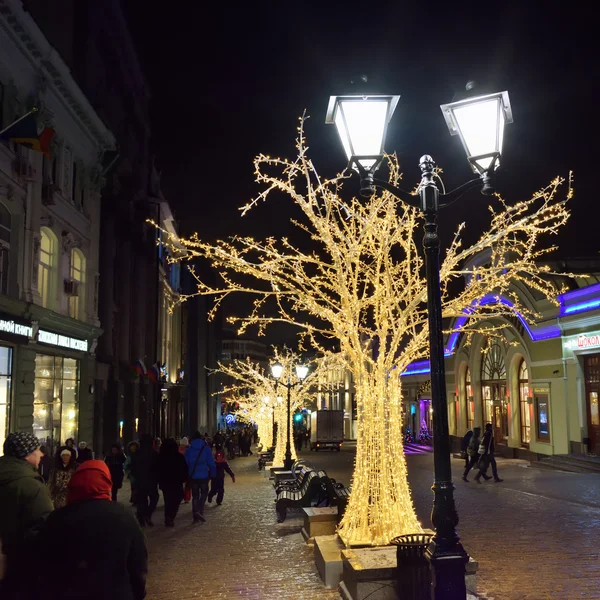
[326,82,512,599]
[270,361,309,470]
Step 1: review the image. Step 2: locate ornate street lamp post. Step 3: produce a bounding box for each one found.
[271,361,309,470]
[326,82,512,599]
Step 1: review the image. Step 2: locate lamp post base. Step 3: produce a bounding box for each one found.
[425,540,469,600]
[284,456,293,470]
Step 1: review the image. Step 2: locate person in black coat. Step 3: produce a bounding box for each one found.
[130,433,159,527]
[38,445,53,483]
[37,460,147,600]
[474,423,504,483]
[105,444,126,501]
[157,438,188,527]
[76,441,93,463]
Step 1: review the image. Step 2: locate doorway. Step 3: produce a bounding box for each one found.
[584,355,600,455]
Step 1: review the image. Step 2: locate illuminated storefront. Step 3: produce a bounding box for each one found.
[401,276,600,460]
[32,355,80,456]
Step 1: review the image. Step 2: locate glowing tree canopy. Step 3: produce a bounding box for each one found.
[214,349,317,465]
[161,117,571,545]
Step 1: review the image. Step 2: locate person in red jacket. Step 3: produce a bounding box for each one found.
[208,450,235,506]
[38,460,148,600]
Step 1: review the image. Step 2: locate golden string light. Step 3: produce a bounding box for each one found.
[154,116,572,546]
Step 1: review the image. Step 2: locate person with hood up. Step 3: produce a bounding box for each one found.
[185,431,216,523]
[157,438,188,526]
[38,460,148,600]
[130,433,159,527]
[208,450,235,506]
[105,443,126,501]
[0,432,53,597]
[76,441,93,463]
[49,447,78,509]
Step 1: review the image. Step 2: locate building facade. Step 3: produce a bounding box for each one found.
[24,0,160,453]
[0,0,115,455]
[402,262,600,459]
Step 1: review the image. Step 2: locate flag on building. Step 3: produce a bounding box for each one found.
[147,362,160,384]
[132,359,147,376]
[0,109,55,157]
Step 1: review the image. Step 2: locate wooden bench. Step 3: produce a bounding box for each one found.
[321,473,352,522]
[275,469,327,523]
[258,448,274,470]
[275,466,314,495]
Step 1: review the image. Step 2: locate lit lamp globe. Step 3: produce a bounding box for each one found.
[325,93,400,175]
[295,364,309,381]
[270,362,284,380]
[440,85,513,192]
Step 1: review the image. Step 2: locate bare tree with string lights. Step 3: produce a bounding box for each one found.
[157,116,572,545]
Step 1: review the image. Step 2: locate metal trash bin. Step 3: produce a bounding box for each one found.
[390,533,434,600]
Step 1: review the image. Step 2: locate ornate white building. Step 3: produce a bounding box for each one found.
[0,0,114,455]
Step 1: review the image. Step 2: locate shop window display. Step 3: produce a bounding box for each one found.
[33,354,79,457]
[0,346,12,455]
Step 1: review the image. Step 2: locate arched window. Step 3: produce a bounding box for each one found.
[465,367,474,430]
[0,203,11,294]
[519,359,531,446]
[68,249,85,320]
[481,340,508,440]
[38,228,56,309]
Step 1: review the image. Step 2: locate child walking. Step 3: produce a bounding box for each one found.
[208,450,235,505]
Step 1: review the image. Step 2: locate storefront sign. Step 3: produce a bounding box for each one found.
[564,332,600,351]
[0,317,33,339]
[37,329,88,352]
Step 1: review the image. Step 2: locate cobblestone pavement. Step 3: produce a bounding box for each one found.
[306,444,600,600]
[133,454,342,600]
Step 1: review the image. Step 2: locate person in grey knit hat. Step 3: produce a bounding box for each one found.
[0,432,53,596]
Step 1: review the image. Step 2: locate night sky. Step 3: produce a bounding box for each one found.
[124,2,596,259]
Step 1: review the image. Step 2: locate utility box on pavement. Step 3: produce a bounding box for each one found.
[310,410,344,451]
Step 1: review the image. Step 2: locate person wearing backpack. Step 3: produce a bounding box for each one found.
[460,430,473,469]
[462,426,481,482]
[474,423,503,483]
[185,431,216,523]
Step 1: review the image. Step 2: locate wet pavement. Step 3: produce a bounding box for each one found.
[134,454,342,600]
[305,443,600,600]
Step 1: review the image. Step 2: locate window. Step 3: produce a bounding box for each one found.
[33,355,79,458]
[519,359,531,446]
[481,340,508,437]
[38,228,56,309]
[0,347,12,455]
[535,392,551,443]
[68,249,85,320]
[0,203,11,295]
[465,367,474,430]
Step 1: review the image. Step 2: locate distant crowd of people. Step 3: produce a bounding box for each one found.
[0,427,246,599]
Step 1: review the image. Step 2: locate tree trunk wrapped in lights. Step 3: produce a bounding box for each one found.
[158,117,572,545]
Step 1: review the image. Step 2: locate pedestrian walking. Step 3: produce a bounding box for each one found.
[157,438,188,527]
[38,460,148,600]
[185,431,216,523]
[130,434,159,527]
[124,440,139,504]
[76,441,93,463]
[179,437,191,504]
[105,443,126,501]
[460,429,474,469]
[226,434,235,460]
[38,444,53,483]
[49,447,78,509]
[474,423,504,483]
[208,450,235,505]
[0,432,53,597]
[462,427,481,482]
